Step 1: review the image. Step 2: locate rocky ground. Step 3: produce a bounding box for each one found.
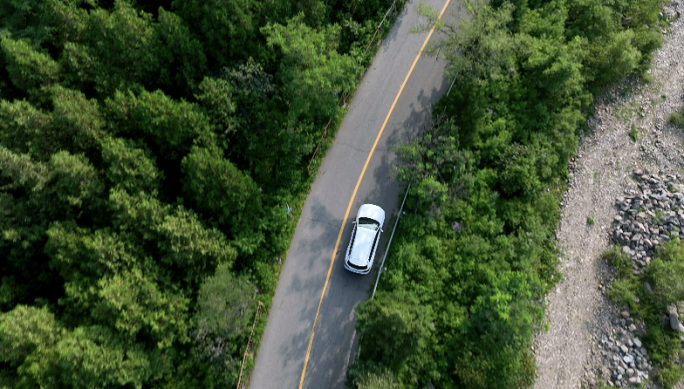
[532,3,684,388]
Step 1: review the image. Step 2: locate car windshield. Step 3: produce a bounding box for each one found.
[357,217,379,231]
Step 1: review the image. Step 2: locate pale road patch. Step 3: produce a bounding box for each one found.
[533,9,684,389]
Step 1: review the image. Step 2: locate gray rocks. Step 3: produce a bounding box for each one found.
[604,171,682,387]
[599,317,652,388]
[667,304,684,332]
[612,172,683,276]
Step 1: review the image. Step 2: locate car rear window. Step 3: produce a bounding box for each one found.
[348,261,367,270]
[358,217,379,231]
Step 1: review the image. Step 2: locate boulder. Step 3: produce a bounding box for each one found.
[643,281,653,295]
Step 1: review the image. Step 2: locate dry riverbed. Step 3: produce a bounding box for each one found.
[532,5,684,388]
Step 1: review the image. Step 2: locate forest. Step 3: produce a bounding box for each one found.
[347,0,667,387]
[0,0,400,387]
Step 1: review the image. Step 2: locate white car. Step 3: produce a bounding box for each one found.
[344,204,385,274]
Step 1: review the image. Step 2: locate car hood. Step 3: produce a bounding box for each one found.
[348,227,376,267]
[357,204,385,225]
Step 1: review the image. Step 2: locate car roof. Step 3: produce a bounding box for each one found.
[349,227,376,266]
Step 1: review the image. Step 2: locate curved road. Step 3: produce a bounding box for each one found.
[250,1,459,387]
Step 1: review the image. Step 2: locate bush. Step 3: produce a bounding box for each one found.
[354,290,432,373]
[607,277,641,312]
[671,109,684,127]
[603,246,632,276]
[646,240,684,307]
[643,324,683,387]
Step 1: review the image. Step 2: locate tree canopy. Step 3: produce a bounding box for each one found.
[0,0,402,387]
[348,0,664,386]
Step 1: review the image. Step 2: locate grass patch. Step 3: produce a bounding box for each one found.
[672,109,684,127]
[630,123,639,141]
[587,216,595,225]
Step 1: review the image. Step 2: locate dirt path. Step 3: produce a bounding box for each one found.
[533,10,684,389]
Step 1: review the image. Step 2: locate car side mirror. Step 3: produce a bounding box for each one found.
[352,221,356,224]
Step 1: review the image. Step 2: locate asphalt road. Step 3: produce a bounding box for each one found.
[250,1,458,387]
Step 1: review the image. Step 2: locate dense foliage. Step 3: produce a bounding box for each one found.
[348,0,664,387]
[0,0,403,387]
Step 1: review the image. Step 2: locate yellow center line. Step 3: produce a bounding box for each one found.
[298,1,452,387]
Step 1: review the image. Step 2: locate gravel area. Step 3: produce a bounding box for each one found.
[533,6,684,388]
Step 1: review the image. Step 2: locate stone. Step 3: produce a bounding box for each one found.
[671,314,681,331]
[677,300,684,314]
[450,222,464,233]
[643,281,653,295]
[629,324,637,332]
[621,311,630,318]
[628,376,641,384]
[633,337,642,348]
[623,355,634,364]
[620,344,629,353]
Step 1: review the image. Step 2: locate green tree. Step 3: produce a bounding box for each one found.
[357,369,402,389]
[0,0,51,44]
[191,263,256,383]
[262,13,360,121]
[104,89,214,160]
[155,206,238,285]
[419,0,517,82]
[0,35,59,95]
[216,58,278,164]
[355,290,432,372]
[50,86,105,153]
[55,0,161,96]
[181,146,260,230]
[0,305,62,368]
[172,0,255,66]
[0,99,55,160]
[195,76,237,142]
[100,137,162,194]
[46,151,104,217]
[154,7,207,95]
[394,117,468,209]
[25,325,159,389]
[105,188,237,287]
[94,269,190,348]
